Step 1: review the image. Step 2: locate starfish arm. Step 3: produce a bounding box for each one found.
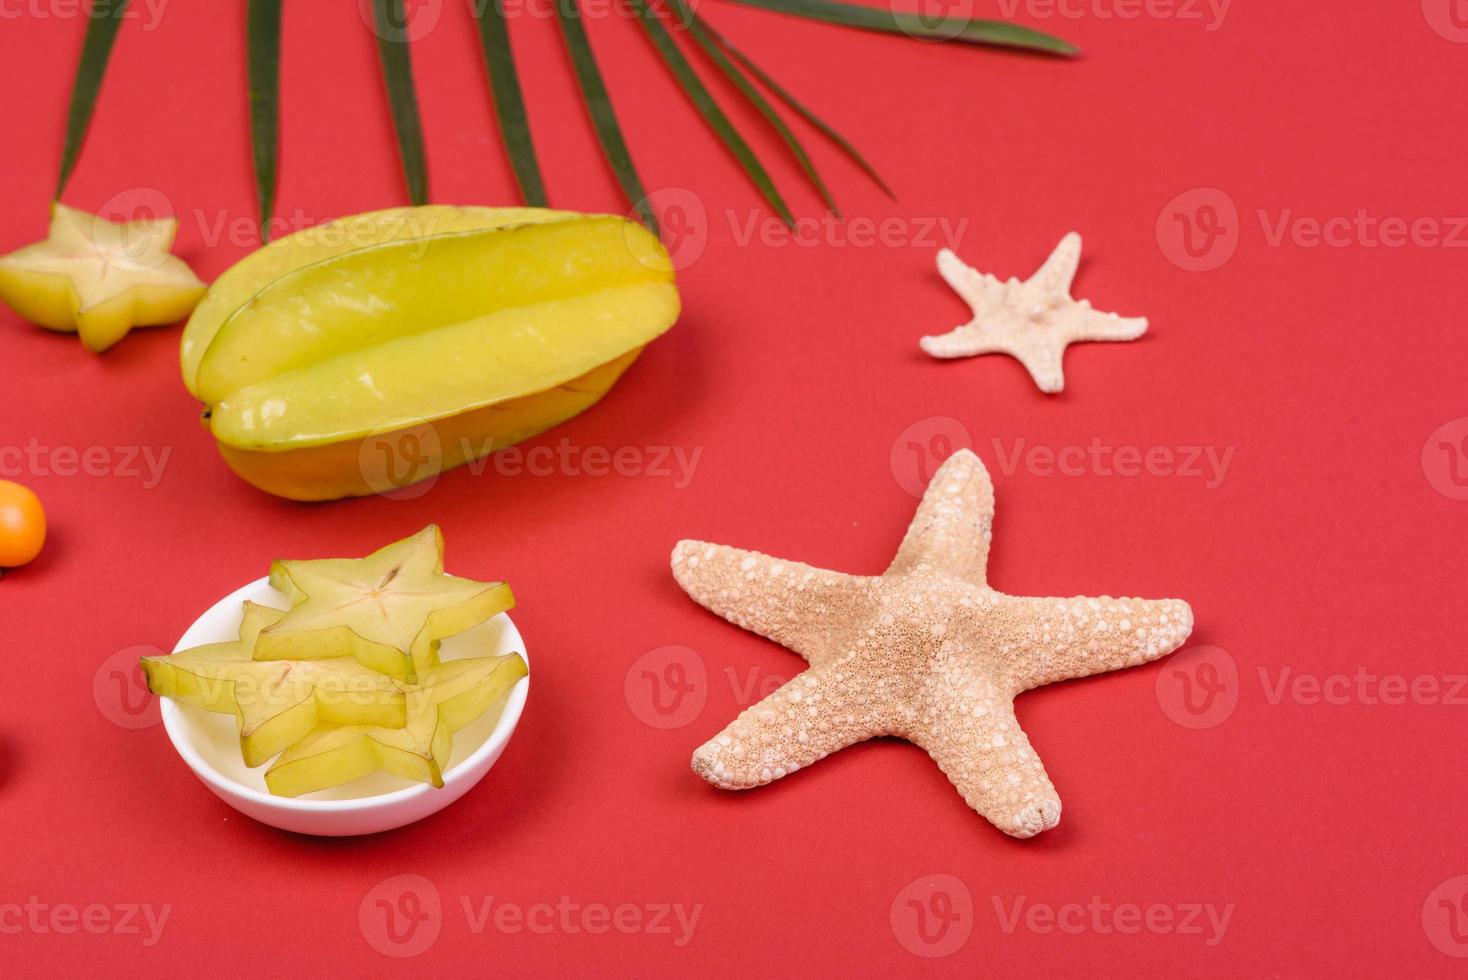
[1063,304,1148,343]
[690,660,885,789]
[909,686,1061,838]
[1025,232,1082,297]
[919,323,1010,360]
[886,448,994,585]
[993,594,1194,693]
[671,541,864,664]
[934,248,1004,317]
[1011,337,1068,394]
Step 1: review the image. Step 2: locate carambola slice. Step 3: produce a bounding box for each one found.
[257,525,514,683]
[140,602,407,767]
[264,653,527,797]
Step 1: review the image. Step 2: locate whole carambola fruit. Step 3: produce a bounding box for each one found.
[182,206,679,500]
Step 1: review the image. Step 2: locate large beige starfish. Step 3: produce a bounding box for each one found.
[670,450,1193,837]
[919,233,1147,393]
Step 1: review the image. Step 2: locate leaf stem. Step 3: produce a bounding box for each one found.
[553,0,656,231]
[372,0,429,205]
[629,0,793,225]
[472,0,548,206]
[247,0,283,240]
[56,0,131,198]
[721,0,1078,55]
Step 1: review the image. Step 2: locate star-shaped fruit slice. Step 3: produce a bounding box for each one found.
[264,653,527,797]
[140,602,408,767]
[0,203,206,352]
[671,449,1193,838]
[257,525,515,683]
[919,233,1147,393]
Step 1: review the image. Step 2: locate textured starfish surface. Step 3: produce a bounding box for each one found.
[919,232,1147,393]
[0,203,205,352]
[670,450,1193,837]
[259,525,515,684]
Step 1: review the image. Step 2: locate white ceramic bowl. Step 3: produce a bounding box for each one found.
[159,577,529,836]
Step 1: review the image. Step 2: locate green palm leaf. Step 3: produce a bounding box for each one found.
[692,12,893,201]
[723,0,1078,55]
[553,0,656,231]
[472,0,547,206]
[371,0,429,204]
[670,0,839,214]
[55,0,130,198]
[629,0,793,225]
[246,0,283,240]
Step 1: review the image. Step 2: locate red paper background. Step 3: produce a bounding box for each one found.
[2,1,1467,976]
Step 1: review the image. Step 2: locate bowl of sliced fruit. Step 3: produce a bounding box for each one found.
[145,526,529,836]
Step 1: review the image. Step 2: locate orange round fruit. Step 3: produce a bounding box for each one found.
[0,480,46,567]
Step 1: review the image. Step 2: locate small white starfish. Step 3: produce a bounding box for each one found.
[920,233,1148,393]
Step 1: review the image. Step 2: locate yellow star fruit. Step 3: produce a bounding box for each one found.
[0,203,205,352]
[257,525,515,683]
[264,653,527,798]
[140,601,408,767]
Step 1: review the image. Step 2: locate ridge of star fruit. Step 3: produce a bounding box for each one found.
[264,654,528,797]
[256,525,515,684]
[0,203,206,352]
[140,602,409,767]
